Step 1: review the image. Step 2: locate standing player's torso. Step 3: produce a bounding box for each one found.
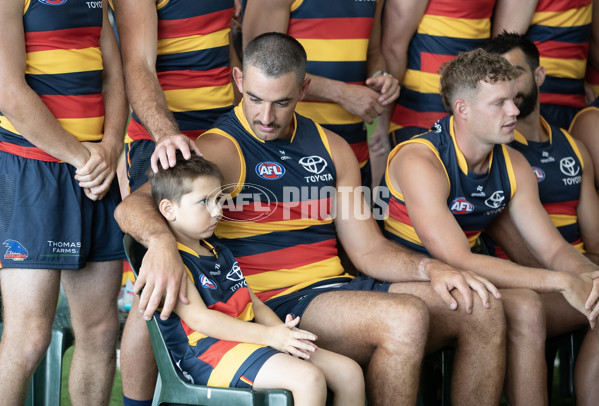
[0,0,105,158]
[208,105,344,301]
[392,0,496,131]
[127,0,235,141]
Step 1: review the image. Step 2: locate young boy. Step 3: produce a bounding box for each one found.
[148,152,365,406]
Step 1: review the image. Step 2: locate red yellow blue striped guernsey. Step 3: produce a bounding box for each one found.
[156,239,278,389]
[510,117,585,252]
[526,0,592,113]
[381,116,518,254]
[124,0,235,143]
[205,104,348,303]
[390,0,496,133]
[287,0,378,168]
[0,0,105,161]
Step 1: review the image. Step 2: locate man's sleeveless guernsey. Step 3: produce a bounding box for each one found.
[527,0,592,115]
[510,117,585,252]
[381,116,517,255]
[157,240,276,388]
[125,0,235,142]
[206,104,348,303]
[390,0,496,132]
[287,0,377,168]
[0,0,105,161]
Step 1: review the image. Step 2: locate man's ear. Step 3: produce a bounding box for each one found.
[299,76,311,101]
[159,199,176,221]
[534,65,546,88]
[232,66,244,94]
[454,99,468,119]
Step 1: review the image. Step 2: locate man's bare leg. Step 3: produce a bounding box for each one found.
[299,290,429,406]
[389,281,506,406]
[62,260,122,406]
[541,292,599,406]
[120,295,158,401]
[501,289,547,406]
[0,268,60,406]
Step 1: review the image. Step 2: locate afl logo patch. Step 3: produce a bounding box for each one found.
[39,0,67,5]
[450,197,474,215]
[532,167,545,182]
[256,162,285,180]
[200,274,217,290]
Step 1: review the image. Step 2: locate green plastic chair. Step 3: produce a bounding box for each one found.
[123,234,293,406]
[0,286,74,406]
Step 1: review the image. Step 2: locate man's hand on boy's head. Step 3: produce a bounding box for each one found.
[134,237,189,320]
[151,133,202,173]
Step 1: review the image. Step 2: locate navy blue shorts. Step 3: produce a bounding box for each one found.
[172,339,279,388]
[265,276,391,320]
[0,151,124,270]
[125,140,155,193]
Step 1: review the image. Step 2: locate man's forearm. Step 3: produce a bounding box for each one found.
[114,184,175,248]
[123,63,181,142]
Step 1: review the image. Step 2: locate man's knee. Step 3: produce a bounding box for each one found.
[462,294,506,341]
[380,294,429,347]
[1,324,53,372]
[504,289,545,340]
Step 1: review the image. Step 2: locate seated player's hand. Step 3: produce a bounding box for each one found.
[429,261,501,313]
[561,272,595,329]
[151,133,202,173]
[584,270,599,327]
[135,237,189,320]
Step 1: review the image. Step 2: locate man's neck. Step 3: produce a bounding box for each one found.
[515,105,548,143]
[453,119,493,174]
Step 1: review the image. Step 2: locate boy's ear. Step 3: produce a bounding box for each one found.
[159,199,176,221]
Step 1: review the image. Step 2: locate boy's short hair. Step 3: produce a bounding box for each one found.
[439,48,517,114]
[148,151,223,207]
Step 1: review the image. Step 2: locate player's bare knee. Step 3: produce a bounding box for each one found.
[463,294,506,340]
[381,294,429,347]
[2,327,52,372]
[505,289,545,341]
[73,314,120,353]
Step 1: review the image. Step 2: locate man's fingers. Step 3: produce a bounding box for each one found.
[434,284,458,310]
[470,279,490,309]
[144,287,165,320]
[137,280,153,312]
[454,280,473,313]
[178,274,189,305]
[159,287,177,320]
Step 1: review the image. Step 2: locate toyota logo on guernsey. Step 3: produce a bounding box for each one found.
[299,156,327,174]
[484,191,505,209]
[226,263,244,282]
[450,197,474,215]
[532,167,545,182]
[256,162,285,180]
[559,157,579,177]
